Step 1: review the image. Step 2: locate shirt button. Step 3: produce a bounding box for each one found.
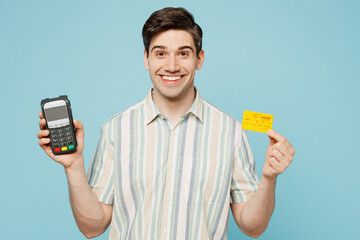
[163,230,167,235]
[166,196,170,201]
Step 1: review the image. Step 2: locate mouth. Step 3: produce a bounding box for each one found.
[159,74,185,85]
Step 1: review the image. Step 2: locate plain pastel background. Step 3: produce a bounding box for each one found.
[1,0,359,239]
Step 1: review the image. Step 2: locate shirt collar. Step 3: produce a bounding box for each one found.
[145,87,204,125]
[145,89,161,125]
[184,87,203,122]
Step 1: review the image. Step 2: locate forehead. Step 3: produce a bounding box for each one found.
[150,30,196,50]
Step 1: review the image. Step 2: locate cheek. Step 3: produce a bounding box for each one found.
[147,64,158,74]
[181,61,198,73]
[149,60,164,73]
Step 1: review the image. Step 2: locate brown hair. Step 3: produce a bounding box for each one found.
[142,7,203,56]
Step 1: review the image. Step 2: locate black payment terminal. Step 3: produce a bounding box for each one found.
[41,95,77,155]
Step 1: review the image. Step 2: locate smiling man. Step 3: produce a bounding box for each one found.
[37,7,295,239]
[144,28,204,126]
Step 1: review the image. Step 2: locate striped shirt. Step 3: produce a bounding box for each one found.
[87,89,259,240]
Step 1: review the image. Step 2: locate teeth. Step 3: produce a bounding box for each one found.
[162,75,181,81]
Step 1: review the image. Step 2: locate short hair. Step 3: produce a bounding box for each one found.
[142,7,203,57]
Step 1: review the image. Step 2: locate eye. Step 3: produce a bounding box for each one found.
[156,52,165,56]
[180,52,189,56]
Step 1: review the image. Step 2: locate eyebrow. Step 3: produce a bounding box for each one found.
[179,46,195,53]
[151,45,166,52]
[150,45,195,53]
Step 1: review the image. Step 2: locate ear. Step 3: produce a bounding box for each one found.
[196,50,205,70]
[144,50,149,70]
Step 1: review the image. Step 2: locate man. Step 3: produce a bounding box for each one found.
[37,7,295,239]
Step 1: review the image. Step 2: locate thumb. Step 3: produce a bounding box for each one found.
[73,120,85,139]
[266,129,277,145]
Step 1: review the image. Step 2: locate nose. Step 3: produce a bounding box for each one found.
[165,54,180,73]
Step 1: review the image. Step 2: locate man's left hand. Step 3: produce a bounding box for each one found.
[262,130,295,180]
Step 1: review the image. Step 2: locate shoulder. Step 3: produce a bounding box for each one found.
[201,98,245,145]
[201,98,242,129]
[101,98,146,132]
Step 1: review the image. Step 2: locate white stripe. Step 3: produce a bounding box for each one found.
[214,194,231,238]
[119,114,136,232]
[177,115,196,238]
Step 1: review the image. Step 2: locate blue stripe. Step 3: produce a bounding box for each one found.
[116,115,130,239]
[192,103,211,235]
[185,118,200,239]
[128,110,138,239]
[220,211,230,240]
[88,130,101,184]
[210,119,236,239]
[242,132,257,181]
[89,130,106,187]
[208,114,229,229]
[172,117,189,240]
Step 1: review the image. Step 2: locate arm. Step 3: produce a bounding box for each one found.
[65,159,113,238]
[231,176,276,238]
[37,112,112,238]
[231,130,295,238]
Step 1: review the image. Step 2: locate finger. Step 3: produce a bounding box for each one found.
[267,130,295,155]
[39,112,44,119]
[266,129,286,144]
[38,137,51,147]
[287,142,295,156]
[273,142,289,157]
[38,139,56,159]
[268,157,281,169]
[37,129,50,139]
[280,140,295,156]
[272,148,285,162]
[274,149,293,171]
[39,118,46,130]
[272,144,293,166]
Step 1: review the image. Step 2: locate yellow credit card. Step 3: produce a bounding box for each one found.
[242,111,273,133]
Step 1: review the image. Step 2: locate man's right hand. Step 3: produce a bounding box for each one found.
[37,112,85,170]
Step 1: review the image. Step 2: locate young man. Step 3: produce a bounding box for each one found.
[37,7,295,239]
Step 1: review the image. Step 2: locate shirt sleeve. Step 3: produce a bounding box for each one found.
[87,124,114,205]
[230,125,259,203]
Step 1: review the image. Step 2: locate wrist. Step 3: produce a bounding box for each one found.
[64,156,88,186]
[64,155,85,174]
[261,174,277,184]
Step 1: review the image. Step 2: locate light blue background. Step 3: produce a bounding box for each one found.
[1,0,359,239]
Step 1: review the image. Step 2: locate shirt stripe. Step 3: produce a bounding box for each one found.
[87,89,259,239]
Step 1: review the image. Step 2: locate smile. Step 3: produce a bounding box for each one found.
[161,75,183,81]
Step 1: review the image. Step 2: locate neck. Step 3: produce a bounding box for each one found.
[152,88,196,126]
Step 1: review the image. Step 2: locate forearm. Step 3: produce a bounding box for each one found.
[239,176,276,236]
[233,130,295,237]
[65,157,109,238]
